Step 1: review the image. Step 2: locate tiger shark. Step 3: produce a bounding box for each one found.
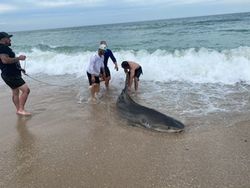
[116,75,185,133]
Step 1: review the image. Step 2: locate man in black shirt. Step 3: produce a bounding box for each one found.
[0,32,31,116]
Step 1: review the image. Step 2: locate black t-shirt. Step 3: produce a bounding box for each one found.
[0,44,21,77]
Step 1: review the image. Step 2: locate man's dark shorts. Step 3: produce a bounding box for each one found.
[100,66,111,77]
[1,75,25,89]
[87,72,100,85]
[134,66,143,80]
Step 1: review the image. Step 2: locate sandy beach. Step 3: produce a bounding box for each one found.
[0,77,250,188]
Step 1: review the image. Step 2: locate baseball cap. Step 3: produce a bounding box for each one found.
[99,44,107,51]
[0,32,13,40]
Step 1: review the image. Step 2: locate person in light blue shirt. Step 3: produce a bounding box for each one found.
[100,41,118,89]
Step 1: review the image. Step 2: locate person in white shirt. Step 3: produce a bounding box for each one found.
[86,44,106,101]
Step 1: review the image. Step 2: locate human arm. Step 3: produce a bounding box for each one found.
[0,54,26,64]
[108,50,118,71]
[87,63,96,83]
[128,69,135,90]
[100,57,106,79]
[99,67,106,81]
[114,62,118,71]
[87,56,98,83]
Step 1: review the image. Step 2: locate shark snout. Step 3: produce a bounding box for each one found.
[153,125,184,133]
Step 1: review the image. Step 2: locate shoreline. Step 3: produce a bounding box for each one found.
[0,81,249,187]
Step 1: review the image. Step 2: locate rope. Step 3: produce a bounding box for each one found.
[21,60,74,88]
[23,73,71,87]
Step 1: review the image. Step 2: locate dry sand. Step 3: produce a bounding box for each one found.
[0,81,249,188]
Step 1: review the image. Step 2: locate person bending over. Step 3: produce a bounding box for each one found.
[121,61,143,92]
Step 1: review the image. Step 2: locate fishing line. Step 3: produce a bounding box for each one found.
[21,60,74,88]
[24,73,71,87]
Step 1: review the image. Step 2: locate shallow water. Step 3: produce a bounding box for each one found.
[21,74,250,132]
[1,74,249,188]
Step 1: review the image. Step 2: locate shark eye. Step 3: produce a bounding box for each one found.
[141,119,150,128]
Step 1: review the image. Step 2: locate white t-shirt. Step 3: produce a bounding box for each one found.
[86,53,104,76]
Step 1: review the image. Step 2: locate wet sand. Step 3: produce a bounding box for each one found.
[0,81,250,188]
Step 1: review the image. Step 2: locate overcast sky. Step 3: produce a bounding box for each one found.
[1,0,250,32]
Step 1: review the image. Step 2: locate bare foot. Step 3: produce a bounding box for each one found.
[87,97,99,104]
[16,110,32,116]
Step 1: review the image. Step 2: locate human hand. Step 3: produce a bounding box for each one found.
[21,69,26,75]
[18,55,26,61]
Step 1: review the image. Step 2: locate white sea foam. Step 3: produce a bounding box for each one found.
[19,46,250,85]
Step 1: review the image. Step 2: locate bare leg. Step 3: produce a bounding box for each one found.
[90,83,100,101]
[12,88,20,111]
[90,84,96,100]
[104,76,110,89]
[126,76,131,90]
[16,84,31,116]
[94,83,100,98]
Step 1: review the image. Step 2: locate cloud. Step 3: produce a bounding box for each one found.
[0,0,106,12]
[1,0,250,32]
[122,0,250,6]
[122,0,215,6]
[0,22,7,26]
[2,0,250,11]
[0,3,17,13]
[20,0,106,8]
[226,0,250,3]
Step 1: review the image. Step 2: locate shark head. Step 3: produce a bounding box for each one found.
[152,123,184,133]
[137,114,185,133]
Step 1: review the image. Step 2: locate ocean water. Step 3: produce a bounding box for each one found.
[3,12,250,128]
[10,12,250,83]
